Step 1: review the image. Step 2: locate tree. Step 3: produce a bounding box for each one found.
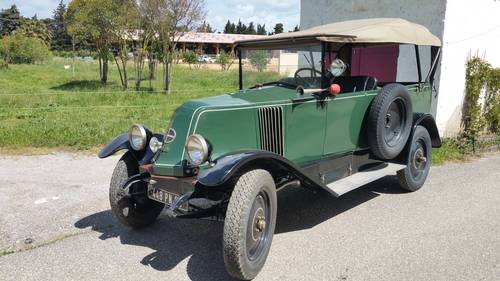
[257,24,266,35]
[224,20,236,34]
[197,20,214,33]
[248,50,269,72]
[67,0,119,84]
[217,50,234,71]
[51,0,72,51]
[246,22,256,34]
[154,0,206,93]
[0,5,22,37]
[293,25,299,32]
[0,33,51,64]
[16,19,52,44]
[236,19,246,34]
[273,23,283,34]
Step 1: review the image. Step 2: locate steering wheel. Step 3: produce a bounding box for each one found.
[294,68,322,87]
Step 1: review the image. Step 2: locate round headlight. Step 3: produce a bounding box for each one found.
[129,124,147,151]
[185,134,210,165]
[149,136,163,153]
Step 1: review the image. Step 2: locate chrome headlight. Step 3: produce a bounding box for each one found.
[129,124,147,151]
[185,134,210,165]
[149,136,163,153]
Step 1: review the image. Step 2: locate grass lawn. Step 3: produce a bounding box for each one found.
[0,58,249,150]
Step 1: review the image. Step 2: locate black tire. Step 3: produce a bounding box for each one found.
[223,169,277,280]
[397,125,432,192]
[109,152,164,229]
[368,83,413,159]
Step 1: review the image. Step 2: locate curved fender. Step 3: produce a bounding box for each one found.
[197,151,323,188]
[412,113,442,148]
[98,133,164,165]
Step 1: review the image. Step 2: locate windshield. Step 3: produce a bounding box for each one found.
[240,45,323,89]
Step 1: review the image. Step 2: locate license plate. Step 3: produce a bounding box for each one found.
[148,188,188,211]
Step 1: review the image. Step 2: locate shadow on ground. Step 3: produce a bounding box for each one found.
[75,176,404,281]
[50,80,115,91]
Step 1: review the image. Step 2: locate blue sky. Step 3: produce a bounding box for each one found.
[2,0,300,32]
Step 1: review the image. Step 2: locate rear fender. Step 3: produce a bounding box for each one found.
[196,151,323,188]
[412,113,441,148]
[98,133,164,165]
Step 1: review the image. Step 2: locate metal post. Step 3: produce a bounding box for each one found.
[414,45,422,83]
[238,47,243,90]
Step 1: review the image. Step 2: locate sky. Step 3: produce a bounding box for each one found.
[2,0,301,32]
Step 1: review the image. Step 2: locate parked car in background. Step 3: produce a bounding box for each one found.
[99,18,442,280]
[197,54,216,63]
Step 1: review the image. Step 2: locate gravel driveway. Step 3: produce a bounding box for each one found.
[1,152,499,280]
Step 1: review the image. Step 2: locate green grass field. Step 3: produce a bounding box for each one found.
[0,58,245,150]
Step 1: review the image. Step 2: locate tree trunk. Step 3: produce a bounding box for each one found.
[148,52,155,80]
[102,56,108,84]
[162,57,171,94]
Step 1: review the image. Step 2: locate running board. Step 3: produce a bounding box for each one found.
[325,163,406,197]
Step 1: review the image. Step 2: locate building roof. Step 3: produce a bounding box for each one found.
[237,18,441,48]
[177,32,266,44]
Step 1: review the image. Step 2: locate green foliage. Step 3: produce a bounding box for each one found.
[463,57,500,141]
[217,51,234,71]
[182,50,198,67]
[273,23,284,34]
[16,19,52,44]
[248,50,270,72]
[0,33,52,64]
[0,5,22,36]
[257,24,267,35]
[50,0,72,51]
[0,58,8,69]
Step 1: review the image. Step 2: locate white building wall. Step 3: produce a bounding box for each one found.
[300,0,500,136]
[437,0,500,136]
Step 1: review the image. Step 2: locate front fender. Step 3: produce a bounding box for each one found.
[98,133,164,165]
[197,150,323,188]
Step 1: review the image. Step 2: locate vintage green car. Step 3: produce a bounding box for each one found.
[99,18,442,280]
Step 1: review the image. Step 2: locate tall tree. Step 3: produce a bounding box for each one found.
[153,0,206,93]
[197,20,213,33]
[51,0,72,51]
[256,24,266,35]
[273,23,283,34]
[16,19,52,44]
[236,19,246,34]
[0,5,22,37]
[293,25,299,32]
[67,0,118,84]
[224,20,235,34]
[246,22,256,34]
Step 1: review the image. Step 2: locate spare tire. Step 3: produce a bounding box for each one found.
[368,83,413,160]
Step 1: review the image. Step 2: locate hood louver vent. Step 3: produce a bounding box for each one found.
[258,106,284,156]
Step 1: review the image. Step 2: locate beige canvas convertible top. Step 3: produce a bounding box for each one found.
[237,18,441,48]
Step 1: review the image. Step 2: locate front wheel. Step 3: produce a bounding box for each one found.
[223,169,277,280]
[397,125,432,192]
[109,153,164,228]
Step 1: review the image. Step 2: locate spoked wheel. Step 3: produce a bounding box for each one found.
[397,125,432,192]
[223,169,277,280]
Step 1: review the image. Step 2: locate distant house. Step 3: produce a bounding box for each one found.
[300,0,500,137]
[176,32,266,55]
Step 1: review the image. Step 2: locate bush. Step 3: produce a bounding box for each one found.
[248,50,270,72]
[182,50,197,68]
[0,33,52,64]
[0,59,7,69]
[217,51,234,71]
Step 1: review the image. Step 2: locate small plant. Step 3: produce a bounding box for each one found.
[182,50,197,69]
[248,50,270,72]
[0,59,8,70]
[217,51,234,71]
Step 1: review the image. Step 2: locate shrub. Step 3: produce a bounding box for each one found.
[0,58,8,69]
[217,51,234,71]
[248,50,270,72]
[0,33,52,64]
[182,50,197,68]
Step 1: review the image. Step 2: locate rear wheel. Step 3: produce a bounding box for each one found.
[223,169,277,280]
[397,125,432,192]
[109,153,164,228]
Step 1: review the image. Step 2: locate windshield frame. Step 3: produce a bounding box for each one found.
[237,42,327,91]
